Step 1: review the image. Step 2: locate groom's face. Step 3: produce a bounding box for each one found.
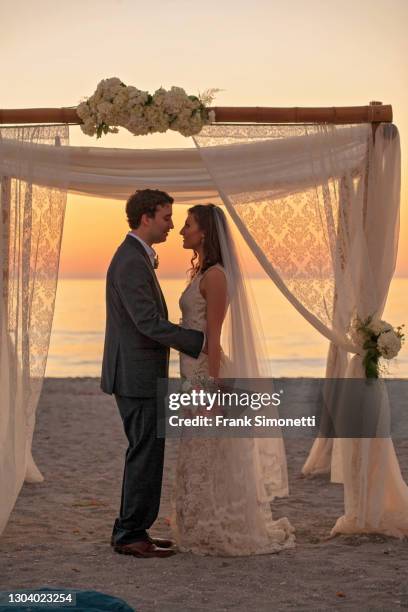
[146,203,174,244]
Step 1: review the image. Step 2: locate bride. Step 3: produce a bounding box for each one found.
[171,203,295,556]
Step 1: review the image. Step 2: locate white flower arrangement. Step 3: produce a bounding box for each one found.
[181,374,216,393]
[349,315,405,378]
[77,78,218,138]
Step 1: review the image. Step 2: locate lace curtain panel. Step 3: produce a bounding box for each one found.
[0,125,69,535]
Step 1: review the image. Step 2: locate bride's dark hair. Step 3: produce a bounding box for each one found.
[188,203,225,278]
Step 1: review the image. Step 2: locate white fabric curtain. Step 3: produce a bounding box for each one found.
[0,124,368,206]
[0,138,219,203]
[330,127,408,536]
[194,123,408,537]
[0,126,68,535]
[297,126,408,536]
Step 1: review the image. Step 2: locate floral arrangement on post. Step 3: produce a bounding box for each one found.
[350,315,405,378]
[77,78,218,138]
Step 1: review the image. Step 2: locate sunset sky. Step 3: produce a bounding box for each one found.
[2,0,408,278]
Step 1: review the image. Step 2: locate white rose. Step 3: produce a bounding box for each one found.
[126,95,149,113]
[108,88,122,102]
[77,101,91,120]
[152,88,167,107]
[128,105,144,120]
[116,110,131,125]
[113,91,129,108]
[126,117,150,135]
[144,105,169,132]
[170,109,203,136]
[369,319,393,336]
[180,122,203,136]
[126,86,140,98]
[126,101,141,114]
[100,85,123,104]
[163,90,187,115]
[183,118,203,136]
[129,89,149,104]
[108,113,119,125]
[101,77,123,90]
[377,330,402,359]
[81,120,96,136]
[97,101,114,117]
[92,89,103,103]
[170,86,187,97]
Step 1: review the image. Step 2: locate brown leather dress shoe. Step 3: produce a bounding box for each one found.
[148,536,175,549]
[113,540,176,558]
[111,535,175,548]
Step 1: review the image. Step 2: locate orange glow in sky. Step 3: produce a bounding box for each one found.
[59,196,266,279]
[59,182,408,279]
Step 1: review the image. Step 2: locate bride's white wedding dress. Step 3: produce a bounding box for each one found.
[171,264,295,556]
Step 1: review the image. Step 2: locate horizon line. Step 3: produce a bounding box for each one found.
[57,274,408,280]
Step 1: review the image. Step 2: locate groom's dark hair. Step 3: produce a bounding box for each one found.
[126,189,174,229]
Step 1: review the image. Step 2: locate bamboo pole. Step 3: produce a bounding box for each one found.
[0,103,392,125]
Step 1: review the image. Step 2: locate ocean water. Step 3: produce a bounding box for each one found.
[46,277,408,378]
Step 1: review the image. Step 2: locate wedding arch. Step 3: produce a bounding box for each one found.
[1,99,407,539]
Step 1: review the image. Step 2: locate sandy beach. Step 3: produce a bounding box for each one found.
[1,377,407,611]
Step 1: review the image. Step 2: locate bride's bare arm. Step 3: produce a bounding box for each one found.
[200,268,227,378]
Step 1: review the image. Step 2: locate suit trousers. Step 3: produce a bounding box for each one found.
[111,395,165,545]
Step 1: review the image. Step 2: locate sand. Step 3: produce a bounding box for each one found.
[1,378,407,611]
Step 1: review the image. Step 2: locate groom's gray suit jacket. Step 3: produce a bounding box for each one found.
[101,235,203,397]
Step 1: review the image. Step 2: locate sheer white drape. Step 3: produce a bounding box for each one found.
[0,126,68,535]
[194,123,408,537]
[0,138,220,203]
[330,126,408,537]
[299,126,408,536]
[0,123,370,207]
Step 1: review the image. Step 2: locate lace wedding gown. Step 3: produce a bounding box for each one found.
[171,265,295,556]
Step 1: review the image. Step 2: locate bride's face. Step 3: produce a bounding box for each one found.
[180,213,204,250]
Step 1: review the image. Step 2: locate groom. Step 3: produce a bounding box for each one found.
[101,189,204,558]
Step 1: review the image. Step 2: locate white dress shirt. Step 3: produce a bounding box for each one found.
[128,232,157,268]
[127,232,206,352]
